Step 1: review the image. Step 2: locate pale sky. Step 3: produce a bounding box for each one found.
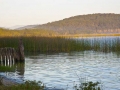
[0,0,120,28]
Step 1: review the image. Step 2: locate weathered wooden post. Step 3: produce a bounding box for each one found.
[7,48,12,66]
[11,48,15,64]
[18,38,25,62]
[4,48,7,66]
[1,48,5,63]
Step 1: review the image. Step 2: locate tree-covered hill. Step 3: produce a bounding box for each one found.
[32,13,120,34]
[1,13,120,36]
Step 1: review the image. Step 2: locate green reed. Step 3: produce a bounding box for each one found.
[0,66,15,72]
[0,36,120,54]
[0,37,91,53]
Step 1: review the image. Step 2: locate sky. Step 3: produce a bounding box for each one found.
[0,0,120,28]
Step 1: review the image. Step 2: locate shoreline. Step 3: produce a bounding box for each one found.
[0,33,120,38]
[0,75,64,90]
[0,75,22,86]
[58,33,120,38]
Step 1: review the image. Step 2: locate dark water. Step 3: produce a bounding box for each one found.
[0,36,120,90]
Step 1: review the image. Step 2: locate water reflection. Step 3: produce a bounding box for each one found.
[0,61,25,83]
[0,51,120,90]
[23,51,120,90]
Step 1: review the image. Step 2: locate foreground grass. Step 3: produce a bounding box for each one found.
[0,80,101,90]
[0,81,44,90]
[0,36,120,54]
[74,81,101,90]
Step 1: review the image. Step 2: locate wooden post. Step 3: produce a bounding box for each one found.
[1,48,5,63]
[18,38,25,62]
[4,48,7,65]
[11,48,15,63]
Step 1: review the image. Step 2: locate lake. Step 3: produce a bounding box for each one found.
[0,36,120,90]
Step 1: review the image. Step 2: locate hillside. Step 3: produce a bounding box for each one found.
[19,13,120,35]
[16,25,38,30]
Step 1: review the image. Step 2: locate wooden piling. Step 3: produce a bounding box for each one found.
[18,38,25,61]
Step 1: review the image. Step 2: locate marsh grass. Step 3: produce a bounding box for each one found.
[0,62,25,72]
[0,66,15,72]
[0,36,120,54]
[0,37,91,53]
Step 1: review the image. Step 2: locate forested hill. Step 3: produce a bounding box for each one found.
[32,13,120,34]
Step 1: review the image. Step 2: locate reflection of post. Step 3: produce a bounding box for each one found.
[16,62,25,75]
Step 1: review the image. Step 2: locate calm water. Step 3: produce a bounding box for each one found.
[0,36,120,90]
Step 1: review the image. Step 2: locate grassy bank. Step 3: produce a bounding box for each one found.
[0,80,101,90]
[60,33,120,38]
[0,36,120,54]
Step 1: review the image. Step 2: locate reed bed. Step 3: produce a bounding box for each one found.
[0,36,120,54]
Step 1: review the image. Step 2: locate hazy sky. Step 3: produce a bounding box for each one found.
[0,0,120,28]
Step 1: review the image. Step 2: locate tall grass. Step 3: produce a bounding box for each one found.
[0,66,15,72]
[0,36,120,54]
[0,37,91,54]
